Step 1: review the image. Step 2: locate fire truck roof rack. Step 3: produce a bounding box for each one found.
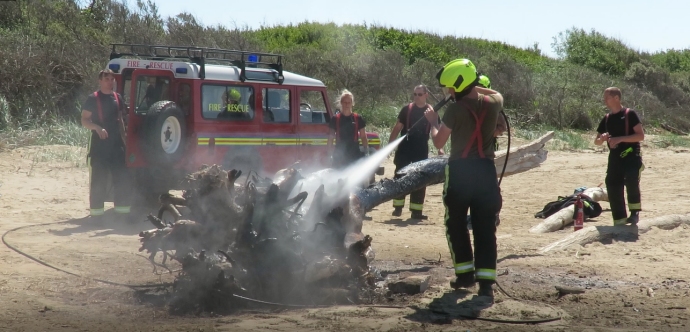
[109,43,284,83]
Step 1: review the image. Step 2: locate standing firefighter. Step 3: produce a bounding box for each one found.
[80,69,132,220]
[594,87,645,225]
[424,59,503,302]
[389,85,439,220]
[327,89,369,169]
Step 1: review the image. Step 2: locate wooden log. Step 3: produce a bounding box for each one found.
[555,285,586,295]
[146,213,167,229]
[539,213,690,254]
[157,203,182,222]
[355,131,556,214]
[529,187,609,234]
[661,123,688,136]
[494,131,555,176]
[159,193,187,206]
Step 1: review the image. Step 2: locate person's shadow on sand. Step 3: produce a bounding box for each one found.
[48,206,159,237]
[404,289,494,324]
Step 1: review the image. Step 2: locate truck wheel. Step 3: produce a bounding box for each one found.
[143,101,187,167]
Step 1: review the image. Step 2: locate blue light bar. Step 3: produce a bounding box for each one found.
[108,64,120,71]
[248,54,258,62]
[175,67,188,74]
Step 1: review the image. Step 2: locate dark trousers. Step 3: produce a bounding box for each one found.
[443,158,501,283]
[392,148,427,211]
[89,156,132,216]
[392,162,426,212]
[605,155,643,225]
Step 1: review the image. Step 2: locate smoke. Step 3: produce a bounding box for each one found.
[289,135,406,230]
[142,141,404,311]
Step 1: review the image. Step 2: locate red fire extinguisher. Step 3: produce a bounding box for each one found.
[574,194,584,231]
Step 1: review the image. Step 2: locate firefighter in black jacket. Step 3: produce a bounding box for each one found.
[594,87,645,225]
[80,69,132,221]
[388,85,440,220]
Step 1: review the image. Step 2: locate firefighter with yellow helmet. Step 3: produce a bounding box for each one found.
[478,74,491,90]
[424,59,503,302]
[218,88,248,119]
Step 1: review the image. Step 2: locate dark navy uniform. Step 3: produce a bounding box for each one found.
[596,108,643,225]
[83,91,132,217]
[329,112,366,169]
[392,103,436,213]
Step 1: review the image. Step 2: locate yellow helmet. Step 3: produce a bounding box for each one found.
[224,89,241,102]
[436,59,478,93]
[478,74,491,89]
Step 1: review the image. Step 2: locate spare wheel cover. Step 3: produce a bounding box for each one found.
[160,114,182,154]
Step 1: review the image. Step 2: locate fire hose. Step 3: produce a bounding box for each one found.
[3,220,561,324]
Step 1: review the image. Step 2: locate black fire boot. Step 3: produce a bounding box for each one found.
[477,281,495,303]
[392,207,403,217]
[411,210,428,220]
[627,211,639,225]
[450,273,476,290]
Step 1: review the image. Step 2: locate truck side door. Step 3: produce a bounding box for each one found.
[296,88,331,170]
[259,86,299,175]
[126,69,175,167]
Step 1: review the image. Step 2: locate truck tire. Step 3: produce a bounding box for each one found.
[142,101,187,167]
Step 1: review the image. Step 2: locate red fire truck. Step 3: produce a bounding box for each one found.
[104,44,383,201]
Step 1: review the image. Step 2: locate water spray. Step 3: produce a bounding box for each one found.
[288,135,408,224]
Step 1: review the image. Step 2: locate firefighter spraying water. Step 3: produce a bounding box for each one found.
[425,58,505,302]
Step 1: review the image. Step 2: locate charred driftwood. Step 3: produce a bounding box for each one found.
[138,164,377,313]
[342,132,554,234]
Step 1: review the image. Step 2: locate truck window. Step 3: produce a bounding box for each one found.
[262,88,291,123]
[201,84,255,121]
[299,90,329,124]
[134,75,170,112]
